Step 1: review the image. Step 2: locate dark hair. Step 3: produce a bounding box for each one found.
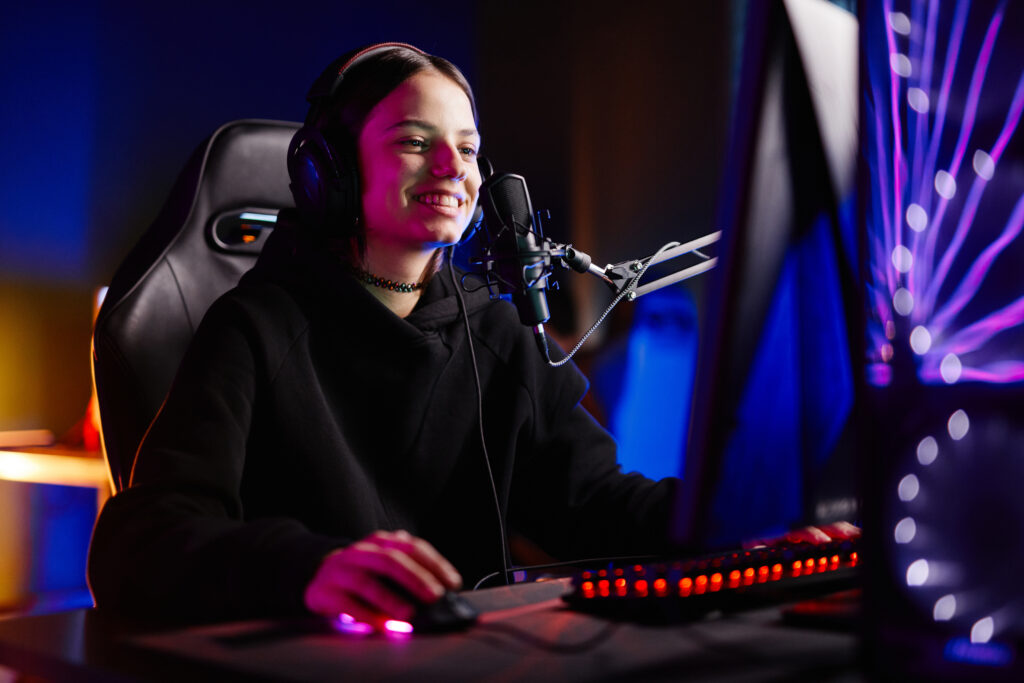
[311,46,476,140]
[305,44,476,260]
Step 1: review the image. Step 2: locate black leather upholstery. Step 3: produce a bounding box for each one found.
[93,119,300,491]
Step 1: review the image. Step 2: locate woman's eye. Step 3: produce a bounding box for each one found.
[402,139,427,149]
[460,147,478,157]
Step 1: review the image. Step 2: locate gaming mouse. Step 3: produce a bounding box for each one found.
[408,590,479,633]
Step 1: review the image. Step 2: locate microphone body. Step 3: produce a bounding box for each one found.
[476,173,551,327]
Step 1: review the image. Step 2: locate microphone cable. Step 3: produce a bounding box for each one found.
[447,247,512,585]
[542,241,680,368]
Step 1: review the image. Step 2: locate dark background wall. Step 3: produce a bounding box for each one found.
[0,0,730,437]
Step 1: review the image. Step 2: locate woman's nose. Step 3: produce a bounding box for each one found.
[431,144,468,181]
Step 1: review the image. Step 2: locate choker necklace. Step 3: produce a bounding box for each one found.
[353,268,424,293]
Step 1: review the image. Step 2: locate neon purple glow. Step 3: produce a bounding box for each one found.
[910,0,941,185]
[923,71,1024,328]
[916,0,970,210]
[908,0,971,302]
[934,293,1024,358]
[333,613,374,635]
[865,0,1024,386]
[884,0,907,254]
[872,82,898,294]
[917,5,1006,312]
[930,183,1024,333]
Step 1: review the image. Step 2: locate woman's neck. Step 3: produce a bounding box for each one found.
[357,239,441,318]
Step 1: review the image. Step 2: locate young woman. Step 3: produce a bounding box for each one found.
[87,43,678,625]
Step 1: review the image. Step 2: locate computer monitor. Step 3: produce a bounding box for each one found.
[860,0,1024,677]
[671,0,860,551]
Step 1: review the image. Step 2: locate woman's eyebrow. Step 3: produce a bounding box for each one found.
[387,119,479,138]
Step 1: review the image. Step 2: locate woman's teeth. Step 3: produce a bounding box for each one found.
[415,193,459,208]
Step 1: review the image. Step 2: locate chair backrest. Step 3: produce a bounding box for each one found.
[93,119,300,492]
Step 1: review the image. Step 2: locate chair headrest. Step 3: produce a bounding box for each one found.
[94,119,301,491]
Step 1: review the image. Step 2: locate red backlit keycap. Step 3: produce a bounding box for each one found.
[710,573,723,592]
[581,581,595,599]
[830,554,840,571]
[791,560,803,577]
[817,557,828,573]
[771,563,783,581]
[615,577,628,596]
[598,580,610,597]
[850,552,859,567]
[757,566,769,583]
[728,569,741,588]
[634,579,649,597]
[653,578,668,596]
[695,575,709,594]
[743,567,755,586]
[679,577,693,597]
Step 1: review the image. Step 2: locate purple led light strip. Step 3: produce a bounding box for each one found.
[872,82,898,295]
[910,0,940,187]
[908,0,971,302]
[930,191,1024,342]
[915,2,1005,310]
[927,75,1024,334]
[933,292,1024,359]
[884,0,907,258]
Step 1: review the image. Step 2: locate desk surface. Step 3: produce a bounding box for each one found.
[0,579,863,682]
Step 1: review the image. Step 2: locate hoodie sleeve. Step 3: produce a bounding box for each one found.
[87,294,344,620]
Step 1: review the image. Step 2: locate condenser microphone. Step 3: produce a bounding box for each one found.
[477,173,552,329]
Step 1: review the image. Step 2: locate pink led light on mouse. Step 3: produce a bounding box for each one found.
[384,619,414,634]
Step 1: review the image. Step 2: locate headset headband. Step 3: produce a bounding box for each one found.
[304,42,426,124]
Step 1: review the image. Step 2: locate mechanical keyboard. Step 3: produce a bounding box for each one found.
[563,539,859,622]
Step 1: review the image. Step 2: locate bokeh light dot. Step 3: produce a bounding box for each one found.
[933,594,956,622]
[948,410,969,440]
[916,436,938,465]
[889,12,911,35]
[940,353,962,384]
[906,559,929,586]
[892,245,913,273]
[906,203,928,232]
[890,53,912,77]
[908,87,930,112]
[972,149,995,180]
[894,517,916,544]
[935,170,957,199]
[893,287,914,316]
[909,325,931,354]
[971,617,994,644]
[898,474,920,502]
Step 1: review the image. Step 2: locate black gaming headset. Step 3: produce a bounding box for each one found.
[287,42,491,239]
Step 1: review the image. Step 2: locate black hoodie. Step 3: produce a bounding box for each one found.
[87,223,677,620]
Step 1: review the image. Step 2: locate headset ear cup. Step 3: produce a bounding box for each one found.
[288,127,359,236]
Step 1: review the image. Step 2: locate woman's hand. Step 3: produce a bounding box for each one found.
[304,530,462,625]
[743,521,861,549]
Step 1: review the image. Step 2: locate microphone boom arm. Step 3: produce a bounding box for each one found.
[562,230,722,300]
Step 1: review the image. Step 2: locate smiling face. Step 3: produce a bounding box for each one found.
[356,70,482,251]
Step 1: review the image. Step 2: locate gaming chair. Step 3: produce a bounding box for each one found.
[92,119,300,492]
